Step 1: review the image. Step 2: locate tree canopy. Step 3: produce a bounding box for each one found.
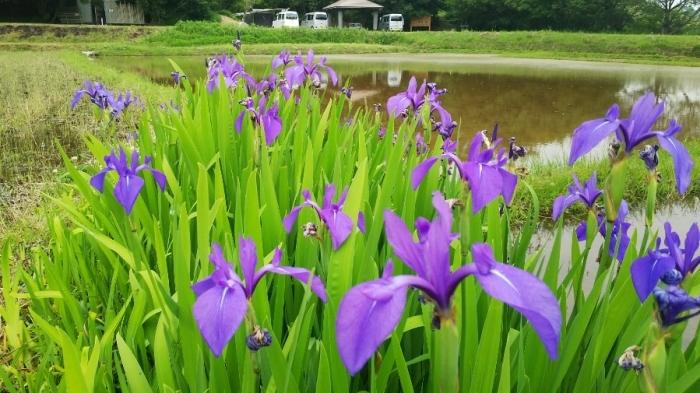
[2,0,698,33]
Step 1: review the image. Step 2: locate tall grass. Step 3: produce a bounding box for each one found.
[1,50,700,392]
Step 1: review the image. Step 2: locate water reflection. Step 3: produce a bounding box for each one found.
[99,54,700,160]
[532,201,700,295]
[531,201,700,346]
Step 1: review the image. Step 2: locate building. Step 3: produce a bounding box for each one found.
[59,0,144,25]
[236,9,283,27]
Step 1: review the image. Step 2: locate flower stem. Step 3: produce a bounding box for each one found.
[641,320,666,393]
[432,319,460,393]
[604,158,628,222]
[645,171,658,228]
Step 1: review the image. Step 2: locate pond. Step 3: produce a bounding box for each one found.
[99,53,700,161]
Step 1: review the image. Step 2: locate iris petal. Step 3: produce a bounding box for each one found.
[193,284,247,357]
[631,253,675,301]
[656,131,693,194]
[568,114,620,165]
[113,174,144,214]
[471,244,561,359]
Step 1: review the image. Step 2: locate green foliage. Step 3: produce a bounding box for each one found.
[442,0,632,31]
[2,50,700,393]
[128,0,218,23]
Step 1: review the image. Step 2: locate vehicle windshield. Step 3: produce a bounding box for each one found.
[286,12,298,19]
[390,15,403,21]
[315,13,327,20]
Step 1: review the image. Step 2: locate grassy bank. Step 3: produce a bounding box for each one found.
[1,22,700,65]
[519,141,700,225]
[0,51,171,242]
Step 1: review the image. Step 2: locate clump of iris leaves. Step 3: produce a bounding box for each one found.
[1,46,699,393]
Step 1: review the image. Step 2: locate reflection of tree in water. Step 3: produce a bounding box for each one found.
[348,70,625,147]
[347,68,700,156]
[616,76,700,138]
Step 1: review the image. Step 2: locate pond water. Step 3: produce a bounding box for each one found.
[100,54,700,161]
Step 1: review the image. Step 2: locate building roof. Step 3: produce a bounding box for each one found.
[323,0,383,10]
[235,8,284,16]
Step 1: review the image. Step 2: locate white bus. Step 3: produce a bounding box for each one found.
[272,11,299,28]
[302,12,328,29]
[379,14,403,31]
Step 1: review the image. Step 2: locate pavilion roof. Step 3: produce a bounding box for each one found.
[323,0,383,10]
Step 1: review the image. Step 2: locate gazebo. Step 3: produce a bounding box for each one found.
[323,0,384,30]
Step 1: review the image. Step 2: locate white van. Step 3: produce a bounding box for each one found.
[272,11,299,28]
[302,12,328,29]
[379,14,403,31]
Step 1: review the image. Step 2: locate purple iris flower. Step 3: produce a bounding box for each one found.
[72,80,137,117]
[386,76,426,117]
[272,50,291,70]
[256,74,276,96]
[412,132,518,213]
[171,71,186,84]
[206,55,256,93]
[652,286,700,326]
[631,222,700,301]
[71,80,112,110]
[341,86,353,99]
[335,192,561,374]
[508,137,527,161]
[387,77,447,120]
[235,96,282,146]
[109,91,138,117]
[639,144,660,170]
[192,240,327,356]
[551,172,603,220]
[415,132,428,155]
[427,82,448,101]
[256,74,291,100]
[284,49,338,88]
[575,200,631,262]
[357,212,366,234]
[568,93,693,194]
[90,148,166,214]
[432,106,458,140]
[283,184,353,250]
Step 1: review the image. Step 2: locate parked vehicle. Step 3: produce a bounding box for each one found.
[379,14,403,31]
[272,10,299,28]
[347,22,363,29]
[302,12,328,29]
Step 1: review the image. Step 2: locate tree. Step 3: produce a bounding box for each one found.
[118,0,220,23]
[637,0,700,33]
[442,0,631,31]
[378,0,444,21]
[0,0,75,22]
